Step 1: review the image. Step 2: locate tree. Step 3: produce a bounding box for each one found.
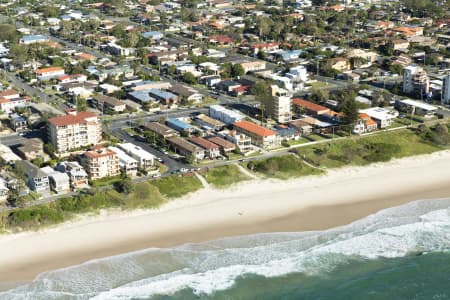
[182,72,196,84]
[115,177,134,194]
[341,98,359,125]
[389,63,403,75]
[232,64,245,77]
[251,81,272,124]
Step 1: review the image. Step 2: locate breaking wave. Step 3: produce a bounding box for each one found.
[2,198,450,300]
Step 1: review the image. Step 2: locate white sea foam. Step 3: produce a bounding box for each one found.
[2,199,450,300]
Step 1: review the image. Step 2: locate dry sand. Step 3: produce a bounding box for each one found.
[1,150,450,288]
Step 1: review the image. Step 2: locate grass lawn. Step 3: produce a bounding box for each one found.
[150,175,203,198]
[246,155,324,180]
[204,165,252,188]
[287,139,313,146]
[295,129,441,169]
[89,176,122,187]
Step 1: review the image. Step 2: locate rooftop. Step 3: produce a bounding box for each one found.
[48,111,98,127]
[234,120,276,137]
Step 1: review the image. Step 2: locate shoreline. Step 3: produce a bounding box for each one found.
[2,151,450,289]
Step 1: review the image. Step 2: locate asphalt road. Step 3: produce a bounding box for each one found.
[0,133,25,146]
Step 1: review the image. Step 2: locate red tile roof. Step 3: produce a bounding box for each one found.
[49,111,98,126]
[35,67,64,75]
[293,98,330,113]
[207,136,236,150]
[188,137,219,150]
[233,120,276,137]
[0,89,19,97]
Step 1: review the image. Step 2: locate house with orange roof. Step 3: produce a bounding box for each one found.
[354,113,378,134]
[392,26,423,37]
[293,98,330,116]
[74,52,97,62]
[233,120,280,149]
[250,42,280,55]
[35,66,65,80]
[57,74,87,84]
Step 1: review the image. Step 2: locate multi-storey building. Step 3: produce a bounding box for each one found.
[265,85,292,123]
[48,110,102,153]
[81,147,120,180]
[403,65,429,97]
[233,120,280,149]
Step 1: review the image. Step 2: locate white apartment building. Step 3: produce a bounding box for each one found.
[209,105,245,125]
[108,146,138,177]
[48,110,102,153]
[266,85,292,123]
[118,143,155,170]
[403,65,429,96]
[81,147,120,180]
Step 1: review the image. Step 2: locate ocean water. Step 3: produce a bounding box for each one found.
[2,198,450,300]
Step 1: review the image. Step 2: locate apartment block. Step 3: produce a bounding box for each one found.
[48,110,102,153]
[81,147,120,180]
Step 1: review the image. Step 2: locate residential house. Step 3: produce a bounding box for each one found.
[330,58,350,71]
[20,160,50,193]
[41,166,70,193]
[129,80,171,91]
[166,118,195,134]
[108,146,138,176]
[289,119,313,136]
[148,89,178,105]
[55,161,89,189]
[353,113,378,134]
[194,114,225,131]
[239,61,266,73]
[206,136,236,154]
[17,138,49,161]
[233,120,280,149]
[170,84,203,103]
[188,137,221,158]
[19,35,49,44]
[36,67,65,80]
[92,95,126,113]
[167,137,205,160]
[250,42,280,55]
[359,107,399,128]
[118,143,154,170]
[9,114,27,132]
[221,130,253,153]
[142,122,178,139]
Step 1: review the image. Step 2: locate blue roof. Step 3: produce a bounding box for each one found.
[128,90,156,103]
[167,118,194,130]
[141,31,163,39]
[21,35,48,42]
[273,126,297,137]
[149,89,177,100]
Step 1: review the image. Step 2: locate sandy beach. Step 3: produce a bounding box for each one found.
[1,150,450,288]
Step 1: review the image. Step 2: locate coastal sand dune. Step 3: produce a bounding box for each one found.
[1,151,450,286]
